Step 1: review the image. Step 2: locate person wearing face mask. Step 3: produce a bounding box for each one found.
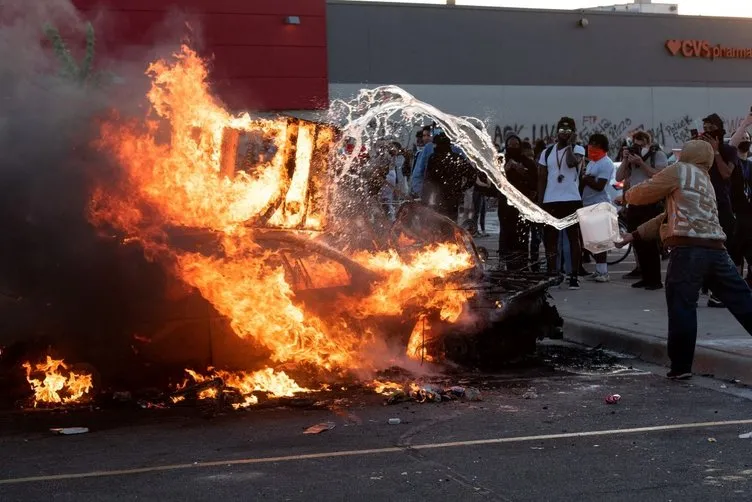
[730,132,752,285]
[499,133,537,270]
[698,114,738,308]
[615,131,668,290]
[580,134,616,282]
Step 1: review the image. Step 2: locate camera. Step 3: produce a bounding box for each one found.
[627,145,642,156]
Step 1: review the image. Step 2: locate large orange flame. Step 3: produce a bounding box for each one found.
[92,45,477,394]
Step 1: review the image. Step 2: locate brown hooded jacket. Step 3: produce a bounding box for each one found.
[625,140,726,249]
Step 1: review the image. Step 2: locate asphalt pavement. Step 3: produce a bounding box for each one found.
[2,343,752,501]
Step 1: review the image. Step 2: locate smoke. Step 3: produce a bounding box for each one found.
[0,0,208,382]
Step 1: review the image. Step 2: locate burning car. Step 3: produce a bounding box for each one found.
[2,45,562,408]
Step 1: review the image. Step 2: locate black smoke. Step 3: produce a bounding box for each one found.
[0,0,213,387]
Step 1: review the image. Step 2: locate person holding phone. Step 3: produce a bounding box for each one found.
[698,113,738,308]
[615,131,668,290]
[537,117,583,289]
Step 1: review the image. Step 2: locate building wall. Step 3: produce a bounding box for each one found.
[73,0,328,111]
[327,1,752,149]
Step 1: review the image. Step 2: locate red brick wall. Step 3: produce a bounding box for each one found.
[72,0,328,111]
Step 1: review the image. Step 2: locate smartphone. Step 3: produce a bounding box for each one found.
[690,128,698,139]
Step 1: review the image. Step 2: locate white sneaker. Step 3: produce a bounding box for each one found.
[594,273,610,283]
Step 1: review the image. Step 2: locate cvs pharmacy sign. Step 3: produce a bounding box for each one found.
[665,40,752,60]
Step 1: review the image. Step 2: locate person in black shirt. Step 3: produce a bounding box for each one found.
[699,114,738,307]
[424,133,474,220]
[730,133,752,285]
[499,134,538,270]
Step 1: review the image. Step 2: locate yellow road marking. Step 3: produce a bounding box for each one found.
[2,418,752,485]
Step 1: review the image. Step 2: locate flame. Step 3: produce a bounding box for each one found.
[92,45,478,390]
[369,379,404,394]
[181,368,312,409]
[22,356,94,407]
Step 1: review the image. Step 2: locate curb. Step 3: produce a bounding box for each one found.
[562,317,752,384]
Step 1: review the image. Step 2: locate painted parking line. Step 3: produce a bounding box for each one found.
[2,418,752,485]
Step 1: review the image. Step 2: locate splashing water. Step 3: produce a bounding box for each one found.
[327,86,578,230]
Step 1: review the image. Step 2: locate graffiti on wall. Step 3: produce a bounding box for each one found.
[492,115,747,154]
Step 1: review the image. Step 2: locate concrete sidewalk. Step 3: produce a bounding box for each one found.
[550,268,752,384]
[472,210,752,383]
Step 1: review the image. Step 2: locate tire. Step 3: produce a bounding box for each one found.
[607,218,631,265]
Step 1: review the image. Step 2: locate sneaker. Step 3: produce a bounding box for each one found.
[585,273,599,281]
[594,273,610,283]
[707,295,724,308]
[623,269,642,279]
[666,370,692,380]
[568,276,581,290]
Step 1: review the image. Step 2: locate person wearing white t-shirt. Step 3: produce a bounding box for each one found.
[580,133,616,282]
[537,117,583,290]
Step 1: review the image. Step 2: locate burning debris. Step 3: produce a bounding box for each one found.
[174,368,314,410]
[22,356,94,407]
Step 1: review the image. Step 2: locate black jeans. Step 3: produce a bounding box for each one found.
[665,246,752,373]
[627,204,663,285]
[498,204,530,270]
[472,190,486,233]
[732,216,752,277]
[542,201,582,276]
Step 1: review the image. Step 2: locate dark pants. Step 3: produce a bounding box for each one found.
[542,201,582,276]
[498,204,530,270]
[702,208,735,294]
[530,223,543,271]
[472,190,486,233]
[666,246,752,373]
[732,216,752,277]
[435,194,460,221]
[627,204,663,285]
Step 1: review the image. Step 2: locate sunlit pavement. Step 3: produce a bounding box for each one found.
[474,210,752,385]
[2,343,752,501]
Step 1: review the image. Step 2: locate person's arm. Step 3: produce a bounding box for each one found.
[635,212,666,241]
[615,158,631,183]
[624,163,680,206]
[717,144,738,180]
[729,113,752,147]
[630,150,665,178]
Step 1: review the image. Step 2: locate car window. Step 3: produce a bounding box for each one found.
[288,252,352,290]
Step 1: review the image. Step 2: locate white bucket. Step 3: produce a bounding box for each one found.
[576,202,620,254]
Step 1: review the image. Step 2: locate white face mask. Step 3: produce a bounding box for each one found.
[641,147,649,156]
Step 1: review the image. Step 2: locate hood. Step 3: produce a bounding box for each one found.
[679,140,714,171]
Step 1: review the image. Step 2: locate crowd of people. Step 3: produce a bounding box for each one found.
[366,110,752,379]
[374,111,752,298]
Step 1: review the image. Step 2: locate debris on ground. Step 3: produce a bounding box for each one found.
[522,387,539,399]
[383,384,482,405]
[738,432,752,439]
[304,422,336,434]
[50,427,89,435]
[707,437,717,443]
[388,418,401,425]
[605,394,621,404]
